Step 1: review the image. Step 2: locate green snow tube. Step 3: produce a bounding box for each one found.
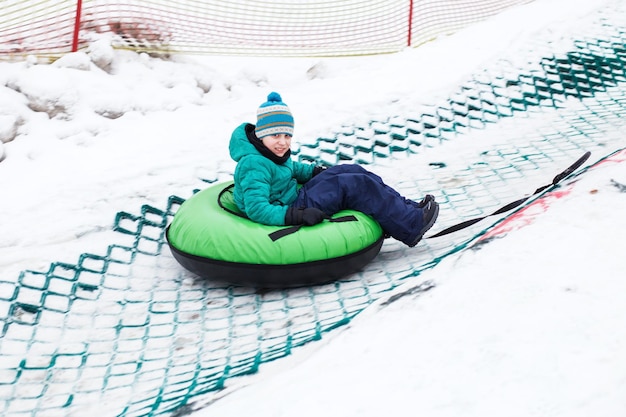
[166,181,384,288]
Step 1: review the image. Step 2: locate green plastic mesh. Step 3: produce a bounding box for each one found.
[2,4,626,417]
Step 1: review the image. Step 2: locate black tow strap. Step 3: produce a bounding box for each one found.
[269,215,358,241]
[428,151,591,238]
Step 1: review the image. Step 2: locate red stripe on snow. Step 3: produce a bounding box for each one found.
[478,149,626,241]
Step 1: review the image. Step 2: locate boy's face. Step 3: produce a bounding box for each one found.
[261,134,292,157]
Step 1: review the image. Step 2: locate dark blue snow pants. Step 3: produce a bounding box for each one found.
[291,164,425,245]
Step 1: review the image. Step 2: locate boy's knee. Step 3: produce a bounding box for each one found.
[329,164,367,175]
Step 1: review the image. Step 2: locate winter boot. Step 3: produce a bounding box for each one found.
[409,199,439,247]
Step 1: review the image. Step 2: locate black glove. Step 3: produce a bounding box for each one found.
[285,207,329,226]
[312,165,327,177]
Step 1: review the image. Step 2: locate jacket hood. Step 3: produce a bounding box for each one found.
[229,123,258,163]
[230,122,291,165]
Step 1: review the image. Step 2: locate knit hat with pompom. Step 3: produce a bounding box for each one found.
[255,92,294,139]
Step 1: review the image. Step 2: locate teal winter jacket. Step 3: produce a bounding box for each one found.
[229,123,315,226]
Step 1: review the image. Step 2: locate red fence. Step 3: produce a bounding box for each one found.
[1,0,532,61]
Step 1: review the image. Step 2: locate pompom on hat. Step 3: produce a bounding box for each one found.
[255,92,294,139]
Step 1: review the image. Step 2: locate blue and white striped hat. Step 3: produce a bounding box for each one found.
[255,92,294,139]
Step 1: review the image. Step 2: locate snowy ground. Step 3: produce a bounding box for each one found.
[199,153,626,417]
[1,0,625,416]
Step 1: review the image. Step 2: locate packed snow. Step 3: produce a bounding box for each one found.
[1,0,625,416]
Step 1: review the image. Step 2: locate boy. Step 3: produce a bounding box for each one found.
[229,92,439,247]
